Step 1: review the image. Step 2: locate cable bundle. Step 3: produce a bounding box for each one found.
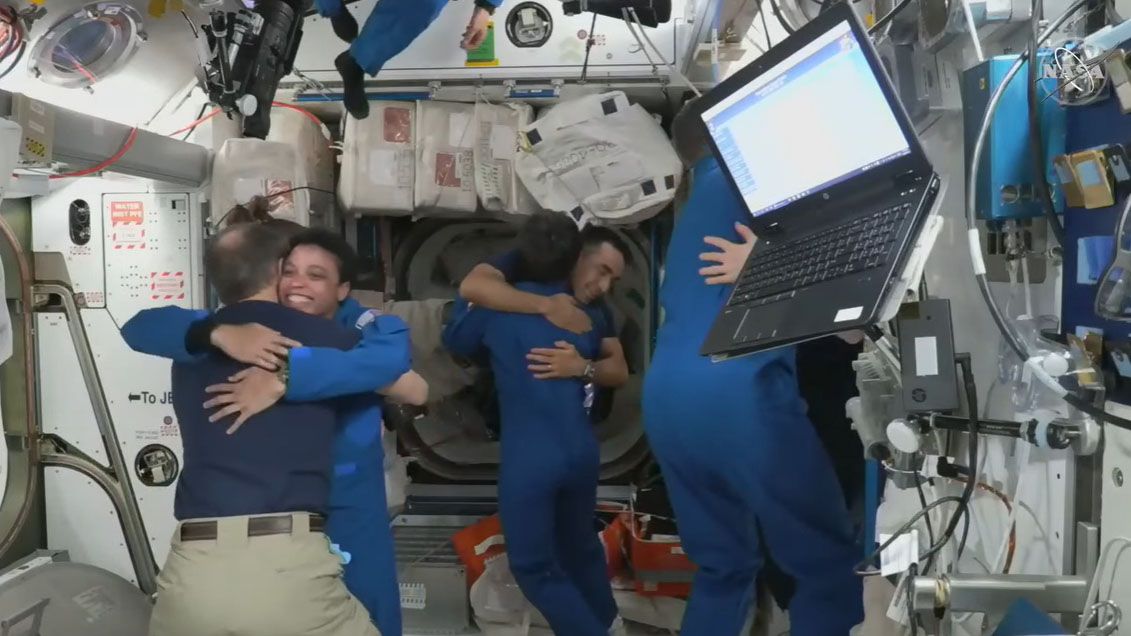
[0,5,25,81]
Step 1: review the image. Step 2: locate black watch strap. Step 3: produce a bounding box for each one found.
[474,0,496,15]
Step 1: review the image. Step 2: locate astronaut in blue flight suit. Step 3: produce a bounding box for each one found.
[442,211,627,636]
[638,102,864,635]
[121,228,424,636]
[321,0,502,119]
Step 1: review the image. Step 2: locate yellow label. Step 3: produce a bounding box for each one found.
[148,0,167,18]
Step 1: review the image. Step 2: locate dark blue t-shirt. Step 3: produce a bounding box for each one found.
[171,300,359,520]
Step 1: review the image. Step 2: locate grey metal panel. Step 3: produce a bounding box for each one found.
[0,90,209,188]
[0,551,151,636]
[393,525,471,634]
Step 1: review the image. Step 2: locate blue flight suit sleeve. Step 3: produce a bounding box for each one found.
[286,309,412,402]
[120,306,211,363]
[442,306,492,358]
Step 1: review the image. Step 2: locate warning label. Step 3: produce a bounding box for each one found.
[110,200,146,250]
[384,107,412,144]
[150,271,185,301]
[160,415,179,438]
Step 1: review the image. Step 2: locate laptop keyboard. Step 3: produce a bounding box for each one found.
[728,202,913,308]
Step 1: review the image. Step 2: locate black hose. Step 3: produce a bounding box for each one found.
[1026,0,1068,247]
[869,0,914,34]
[767,0,797,34]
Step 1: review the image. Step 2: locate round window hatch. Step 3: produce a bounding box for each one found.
[505,2,553,48]
[135,443,179,487]
[29,2,146,90]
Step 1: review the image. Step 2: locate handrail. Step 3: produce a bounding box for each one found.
[34,283,159,594]
[0,213,39,562]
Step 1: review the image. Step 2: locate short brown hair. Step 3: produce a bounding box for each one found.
[205,222,292,305]
[226,196,305,240]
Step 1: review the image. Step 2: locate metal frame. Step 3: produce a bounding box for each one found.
[32,282,158,595]
[0,90,208,187]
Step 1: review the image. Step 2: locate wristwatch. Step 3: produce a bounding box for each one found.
[275,357,290,388]
[581,361,596,383]
[474,0,495,14]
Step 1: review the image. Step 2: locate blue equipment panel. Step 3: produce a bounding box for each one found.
[963,54,1067,221]
[1062,49,1131,347]
[1058,37,1131,407]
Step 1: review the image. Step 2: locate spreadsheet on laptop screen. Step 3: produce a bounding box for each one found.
[702,20,912,219]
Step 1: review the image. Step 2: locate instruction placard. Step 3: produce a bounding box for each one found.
[110,200,147,250]
[150,271,185,301]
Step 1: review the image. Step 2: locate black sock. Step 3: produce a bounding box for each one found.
[335,51,369,119]
[330,11,358,43]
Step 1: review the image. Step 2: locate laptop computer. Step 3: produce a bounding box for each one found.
[698,1,941,359]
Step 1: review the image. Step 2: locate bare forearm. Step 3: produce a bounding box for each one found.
[461,275,547,315]
[380,370,429,406]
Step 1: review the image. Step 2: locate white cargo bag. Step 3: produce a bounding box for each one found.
[472,102,538,218]
[339,102,417,216]
[266,108,336,228]
[515,92,682,225]
[212,138,311,226]
[470,554,551,632]
[415,100,479,216]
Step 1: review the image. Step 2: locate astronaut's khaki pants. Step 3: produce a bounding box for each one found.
[148,513,380,636]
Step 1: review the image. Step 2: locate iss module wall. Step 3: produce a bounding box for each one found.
[31,178,205,586]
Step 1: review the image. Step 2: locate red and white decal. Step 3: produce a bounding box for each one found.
[111,200,147,250]
[150,271,185,301]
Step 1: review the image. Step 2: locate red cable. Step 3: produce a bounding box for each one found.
[272,101,323,129]
[48,128,139,180]
[169,107,221,137]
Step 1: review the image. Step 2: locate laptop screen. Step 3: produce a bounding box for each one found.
[701,19,912,219]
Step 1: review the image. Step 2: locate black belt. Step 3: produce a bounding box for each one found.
[179,514,326,542]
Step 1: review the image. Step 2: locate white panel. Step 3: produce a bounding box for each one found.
[1100,402,1131,621]
[32,179,109,306]
[44,467,137,585]
[293,0,687,84]
[37,180,202,575]
[103,192,194,321]
[36,315,108,463]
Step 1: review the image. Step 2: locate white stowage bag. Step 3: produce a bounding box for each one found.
[382,430,410,513]
[266,107,336,228]
[470,554,552,635]
[211,138,312,226]
[515,91,683,225]
[472,102,538,218]
[339,102,417,216]
[415,100,479,216]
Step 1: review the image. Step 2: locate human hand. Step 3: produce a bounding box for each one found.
[699,223,758,285]
[210,323,299,370]
[461,6,491,49]
[203,367,286,434]
[527,341,588,380]
[540,294,592,334]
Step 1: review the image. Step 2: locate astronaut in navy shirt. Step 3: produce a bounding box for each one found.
[148,222,379,636]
